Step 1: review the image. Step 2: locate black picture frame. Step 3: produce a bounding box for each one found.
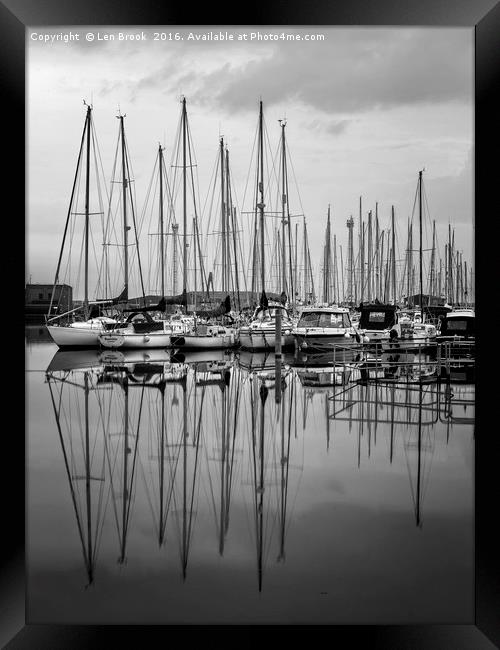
[7,0,500,647]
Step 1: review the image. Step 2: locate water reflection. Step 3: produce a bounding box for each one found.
[25,338,473,623]
[42,346,474,594]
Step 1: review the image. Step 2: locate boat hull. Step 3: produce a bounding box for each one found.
[46,324,103,348]
[239,330,295,351]
[98,332,172,349]
[171,333,236,350]
[293,331,359,351]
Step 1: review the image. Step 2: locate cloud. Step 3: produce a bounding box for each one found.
[171,28,473,116]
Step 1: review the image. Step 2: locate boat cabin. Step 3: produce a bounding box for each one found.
[296,307,351,329]
[438,309,475,339]
[358,304,397,331]
[252,303,291,322]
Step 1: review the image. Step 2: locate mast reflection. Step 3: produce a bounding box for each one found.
[45,347,474,588]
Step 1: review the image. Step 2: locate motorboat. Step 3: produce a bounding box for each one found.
[292,306,360,351]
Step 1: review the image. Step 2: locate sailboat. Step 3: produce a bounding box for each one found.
[238,103,295,351]
[46,103,126,347]
[168,97,236,350]
[401,171,437,348]
[97,134,174,349]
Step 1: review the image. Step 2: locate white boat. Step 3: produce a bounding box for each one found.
[358,303,399,344]
[293,306,360,351]
[171,322,236,350]
[99,330,172,349]
[239,304,295,351]
[47,317,117,348]
[395,311,437,350]
[46,106,139,348]
[436,309,475,356]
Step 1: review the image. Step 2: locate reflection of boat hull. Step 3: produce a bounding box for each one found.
[382,339,436,353]
[293,346,362,366]
[237,349,295,372]
[46,349,104,372]
[98,331,172,349]
[47,324,103,348]
[436,337,475,358]
[170,348,233,364]
[296,365,358,388]
[239,330,295,351]
[171,332,236,350]
[98,348,173,365]
[439,362,475,383]
[359,352,439,383]
[293,332,359,352]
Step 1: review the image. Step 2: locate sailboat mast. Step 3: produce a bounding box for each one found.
[429,219,436,297]
[258,101,266,293]
[280,119,287,296]
[448,224,453,304]
[303,219,308,301]
[391,206,396,305]
[119,115,129,303]
[84,106,92,318]
[182,97,188,306]
[359,197,364,303]
[323,205,331,303]
[50,105,89,319]
[220,136,226,293]
[375,203,380,298]
[159,144,165,299]
[418,171,423,314]
[193,217,197,310]
[406,220,412,307]
[367,210,372,302]
[334,234,338,304]
[464,260,468,306]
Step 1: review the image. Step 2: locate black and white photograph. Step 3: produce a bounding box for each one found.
[14,7,497,644]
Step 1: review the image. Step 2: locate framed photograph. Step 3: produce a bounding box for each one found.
[7,0,500,647]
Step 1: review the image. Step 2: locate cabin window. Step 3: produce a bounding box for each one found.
[446,320,468,331]
[298,312,350,328]
[298,312,320,327]
[368,311,385,323]
[318,313,350,327]
[38,293,44,300]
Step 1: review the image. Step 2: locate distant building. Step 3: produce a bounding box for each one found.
[25,283,73,322]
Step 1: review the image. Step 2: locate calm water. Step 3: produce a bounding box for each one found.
[26,326,474,624]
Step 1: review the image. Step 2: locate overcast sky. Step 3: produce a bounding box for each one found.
[27,26,473,298]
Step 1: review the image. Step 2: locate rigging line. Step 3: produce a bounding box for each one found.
[285,138,306,219]
[49,106,89,316]
[104,132,124,297]
[140,449,161,535]
[48,379,91,578]
[201,414,221,539]
[200,148,220,232]
[144,160,160,293]
[100,386,124,545]
[123,134,147,304]
[184,384,206,555]
[122,381,145,529]
[90,122,107,298]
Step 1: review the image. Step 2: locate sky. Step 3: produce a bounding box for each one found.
[27,26,474,300]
